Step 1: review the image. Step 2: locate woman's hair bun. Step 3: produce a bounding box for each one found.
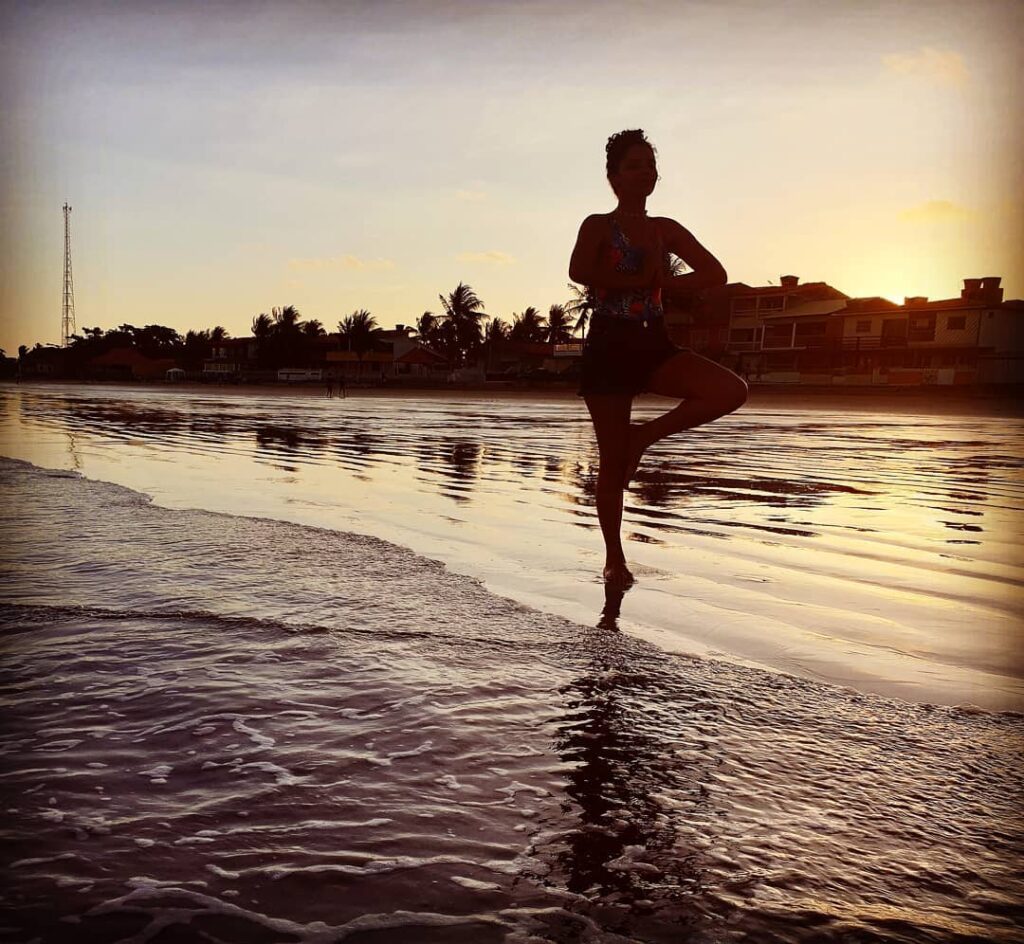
[606,129,654,177]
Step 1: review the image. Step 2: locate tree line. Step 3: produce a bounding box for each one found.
[15,281,596,372]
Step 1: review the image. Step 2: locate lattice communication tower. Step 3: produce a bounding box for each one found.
[62,202,76,347]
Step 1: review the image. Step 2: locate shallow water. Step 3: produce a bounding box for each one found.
[2,460,1022,943]
[1,383,1022,710]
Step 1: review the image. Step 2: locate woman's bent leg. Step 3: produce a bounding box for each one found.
[624,351,747,486]
[584,393,635,586]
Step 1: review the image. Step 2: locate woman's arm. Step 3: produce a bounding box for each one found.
[657,218,728,299]
[569,214,659,292]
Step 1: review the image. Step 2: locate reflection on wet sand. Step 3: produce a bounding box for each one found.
[3,457,1021,943]
[5,385,1023,709]
[544,589,705,925]
[19,389,1012,530]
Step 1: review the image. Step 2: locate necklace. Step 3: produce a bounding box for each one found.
[614,208,647,219]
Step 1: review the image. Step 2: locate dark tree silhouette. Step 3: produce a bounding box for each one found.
[509,306,546,343]
[337,310,382,370]
[439,282,488,366]
[546,304,574,344]
[566,283,595,338]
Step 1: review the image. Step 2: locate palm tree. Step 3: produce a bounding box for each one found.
[485,318,509,344]
[565,283,595,338]
[337,309,382,373]
[251,313,274,367]
[210,325,230,342]
[182,329,212,372]
[301,320,325,337]
[438,282,487,366]
[483,317,510,372]
[416,311,437,341]
[509,306,545,343]
[272,305,302,335]
[270,305,303,368]
[251,313,273,339]
[546,304,573,344]
[667,253,689,278]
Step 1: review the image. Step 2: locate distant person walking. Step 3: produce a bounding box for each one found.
[338,375,346,399]
[569,129,747,587]
[326,378,334,398]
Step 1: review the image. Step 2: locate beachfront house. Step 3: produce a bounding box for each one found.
[686,273,1024,386]
[325,325,448,384]
[833,277,1021,386]
[202,337,260,382]
[16,344,67,378]
[667,275,848,372]
[87,347,179,381]
[720,275,849,378]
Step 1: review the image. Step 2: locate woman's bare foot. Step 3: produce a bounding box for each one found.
[603,560,635,588]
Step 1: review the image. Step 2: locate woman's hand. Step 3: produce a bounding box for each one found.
[657,217,728,298]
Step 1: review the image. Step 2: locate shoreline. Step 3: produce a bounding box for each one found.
[3,383,1021,711]
[6,377,1023,416]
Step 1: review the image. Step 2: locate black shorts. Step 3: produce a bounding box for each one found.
[578,315,682,397]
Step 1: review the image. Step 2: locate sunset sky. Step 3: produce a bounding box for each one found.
[1,0,1020,355]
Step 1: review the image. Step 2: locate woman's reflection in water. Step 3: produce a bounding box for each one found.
[545,600,717,933]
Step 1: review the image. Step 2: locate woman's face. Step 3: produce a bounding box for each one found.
[610,143,658,198]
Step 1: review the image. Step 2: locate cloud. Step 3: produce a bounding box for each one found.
[898,200,974,223]
[455,250,515,265]
[287,255,396,271]
[455,189,487,202]
[882,47,968,87]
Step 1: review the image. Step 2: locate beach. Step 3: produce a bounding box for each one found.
[2,382,1023,942]
[3,381,1022,709]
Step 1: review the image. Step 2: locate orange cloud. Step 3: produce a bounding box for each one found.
[455,250,515,265]
[287,255,396,271]
[898,200,974,223]
[882,47,968,87]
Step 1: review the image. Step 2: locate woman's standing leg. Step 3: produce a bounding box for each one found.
[584,393,635,586]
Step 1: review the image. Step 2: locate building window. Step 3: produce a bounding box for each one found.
[763,324,793,348]
[760,296,784,311]
[947,315,966,330]
[855,320,871,333]
[907,314,936,342]
[729,328,755,342]
[766,352,797,370]
[733,297,756,312]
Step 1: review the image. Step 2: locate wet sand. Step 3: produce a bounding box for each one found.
[2,382,1022,711]
[12,378,1024,418]
[2,459,1022,943]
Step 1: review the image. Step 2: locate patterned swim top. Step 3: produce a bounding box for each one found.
[592,218,666,323]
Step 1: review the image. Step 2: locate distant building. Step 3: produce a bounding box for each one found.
[833,277,1021,386]
[325,324,448,382]
[18,345,67,378]
[670,274,1021,386]
[87,347,177,381]
[667,274,848,371]
[203,338,258,380]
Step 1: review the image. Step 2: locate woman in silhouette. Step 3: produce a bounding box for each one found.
[569,129,747,587]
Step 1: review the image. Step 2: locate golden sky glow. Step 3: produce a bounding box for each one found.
[1,0,1021,354]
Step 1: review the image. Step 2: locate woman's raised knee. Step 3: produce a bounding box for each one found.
[712,378,747,417]
[729,378,749,412]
